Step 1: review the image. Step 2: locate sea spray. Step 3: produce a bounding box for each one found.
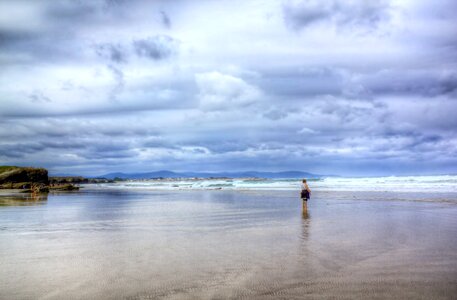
[89,175,457,193]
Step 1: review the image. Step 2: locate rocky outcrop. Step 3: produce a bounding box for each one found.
[0,166,79,192]
[0,166,48,185]
[50,176,87,184]
[49,184,80,191]
[49,177,113,184]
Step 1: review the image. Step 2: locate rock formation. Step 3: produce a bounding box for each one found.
[0,166,48,187]
[0,166,79,192]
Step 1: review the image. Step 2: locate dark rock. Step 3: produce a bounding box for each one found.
[0,182,32,189]
[1,166,85,192]
[31,183,49,193]
[49,176,87,184]
[0,166,48,185]
[49,176,113,184]
[49,184,79,191]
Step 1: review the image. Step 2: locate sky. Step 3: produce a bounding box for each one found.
[0,0,456,176]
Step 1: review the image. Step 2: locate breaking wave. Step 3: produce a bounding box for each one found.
[87,175,457,193]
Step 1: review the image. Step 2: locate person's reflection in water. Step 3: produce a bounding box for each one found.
[301,210,310,241]
[291,208,312,281]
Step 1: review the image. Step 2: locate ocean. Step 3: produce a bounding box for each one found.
[93,175,457,193]
[1,176,456,299]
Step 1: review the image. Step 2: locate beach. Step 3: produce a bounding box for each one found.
[2,0,456,298]
[1,184,456,299]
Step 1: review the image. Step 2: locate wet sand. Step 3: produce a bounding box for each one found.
[0,188,456,299]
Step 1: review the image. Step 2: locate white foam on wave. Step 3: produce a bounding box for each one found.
[314,175,457,192]
[89,175,457,193]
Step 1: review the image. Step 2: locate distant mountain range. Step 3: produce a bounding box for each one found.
[99,170,322,179]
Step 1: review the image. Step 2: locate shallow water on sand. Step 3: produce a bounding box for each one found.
[1,188,456,299]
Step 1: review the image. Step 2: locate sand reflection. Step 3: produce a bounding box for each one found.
[0,192,48,206]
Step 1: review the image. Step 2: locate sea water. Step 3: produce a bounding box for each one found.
[1,177,456,299]
[92,175,457,193]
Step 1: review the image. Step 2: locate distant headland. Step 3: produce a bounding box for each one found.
[99,170,322,180]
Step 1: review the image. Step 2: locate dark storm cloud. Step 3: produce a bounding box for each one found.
[0,143,46,158]
[363,131,449,163]
[160,11,171,29]
[94,35,179,64]
[0,121,146,161]
[40,141,87,150]
[28,91,51,103]
[255,67,457,101]
[282,1,330,29]
[95,43,128,63]
[0,29,80,64]
[43,0,139,24]
[142,139,176,149]
[110,67,125,101]
[255,67,344,98]
[0,1,175,65]
[282,0,391,31]
[0,118,159,142]
[200,141,252,154]
[93,36,180,102]
[363,71,457,98]
[80,142,137,160]
[316,100,382,123]
[133,35,178,60]
[262,108,290,121]
[45,1,99,22]
[0,2,95,64]
[0,87,195,118]
[0,30,30,45]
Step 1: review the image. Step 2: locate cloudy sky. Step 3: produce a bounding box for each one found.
[0,0,456,176]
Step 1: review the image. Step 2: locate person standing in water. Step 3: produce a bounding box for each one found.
[301,179,311,213]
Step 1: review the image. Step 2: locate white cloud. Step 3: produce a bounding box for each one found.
[298,127,318,134]
[0,0,456,175]
[195,72,261,111]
